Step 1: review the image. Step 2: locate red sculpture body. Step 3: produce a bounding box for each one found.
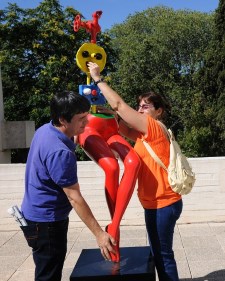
[74,11,140,262]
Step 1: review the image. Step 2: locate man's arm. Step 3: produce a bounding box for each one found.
[63,182,116,260]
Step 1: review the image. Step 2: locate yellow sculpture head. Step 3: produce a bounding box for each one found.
[76,43,106,74]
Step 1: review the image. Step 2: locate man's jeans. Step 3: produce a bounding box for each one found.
[21,218,69,281]
[144,199,183,281]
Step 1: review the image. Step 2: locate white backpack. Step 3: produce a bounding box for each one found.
[142,124,196,195]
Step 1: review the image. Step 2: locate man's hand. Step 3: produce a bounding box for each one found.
[96,230,117,261]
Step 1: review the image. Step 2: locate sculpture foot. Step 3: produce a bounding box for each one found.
[106,224,120,262]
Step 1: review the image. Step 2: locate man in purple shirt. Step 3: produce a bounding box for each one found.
[21,91,115,281]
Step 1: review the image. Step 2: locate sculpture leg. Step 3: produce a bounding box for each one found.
[79,131,119,215]
[78,131,120,261]
[106,135,141,261]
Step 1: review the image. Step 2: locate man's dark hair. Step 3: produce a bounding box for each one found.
[50,91,90,126]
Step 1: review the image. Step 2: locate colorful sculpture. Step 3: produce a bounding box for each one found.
[74,11,140,262]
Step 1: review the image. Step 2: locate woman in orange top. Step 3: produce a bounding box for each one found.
[88,62,182,281]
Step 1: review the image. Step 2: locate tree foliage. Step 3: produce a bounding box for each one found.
[192,0,225,156]
[0,0,114,126]
[107,6,216,156]
[0,0,115,161]
[0,1,224,161]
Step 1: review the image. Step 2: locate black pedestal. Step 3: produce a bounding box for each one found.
[70,246,155,281]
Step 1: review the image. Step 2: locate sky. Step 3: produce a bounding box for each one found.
[0,0,219,31]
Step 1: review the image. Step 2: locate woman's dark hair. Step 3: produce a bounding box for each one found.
[50,91,90,126]
[137,91,170,120]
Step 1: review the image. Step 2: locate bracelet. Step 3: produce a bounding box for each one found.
[94,78,105,85]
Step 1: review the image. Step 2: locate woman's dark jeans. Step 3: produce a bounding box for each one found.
[21,218,69,281]
[144,199,183,281]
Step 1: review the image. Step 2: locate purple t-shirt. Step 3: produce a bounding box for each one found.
[21,121,78,222]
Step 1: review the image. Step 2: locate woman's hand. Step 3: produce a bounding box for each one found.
[87,62,101,82]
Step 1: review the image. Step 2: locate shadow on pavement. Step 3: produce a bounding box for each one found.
[181,269,225,281]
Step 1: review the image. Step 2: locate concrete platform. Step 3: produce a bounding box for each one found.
[70,246,155,280]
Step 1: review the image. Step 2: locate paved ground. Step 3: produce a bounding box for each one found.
[1,222,225,281]
[1,161,225,280]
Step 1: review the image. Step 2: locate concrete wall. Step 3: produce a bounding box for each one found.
[189,157,225,192]
[0,65,35,163]
[0,157,225,231]
[180,157,225,223]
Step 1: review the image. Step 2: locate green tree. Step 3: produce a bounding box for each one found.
[0,3,220,160]
[108,6,215,156]
[0,0,114,125]
[191,0,225,156]
[215,0,225,145]
[0,0,115,161]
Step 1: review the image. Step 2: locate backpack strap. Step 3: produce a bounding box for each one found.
[142,139,168,171]
[157,121,171,141]
[141,120,172,171]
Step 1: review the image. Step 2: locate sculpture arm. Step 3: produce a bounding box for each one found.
[118,119,139,141]
[95,103,141,141]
